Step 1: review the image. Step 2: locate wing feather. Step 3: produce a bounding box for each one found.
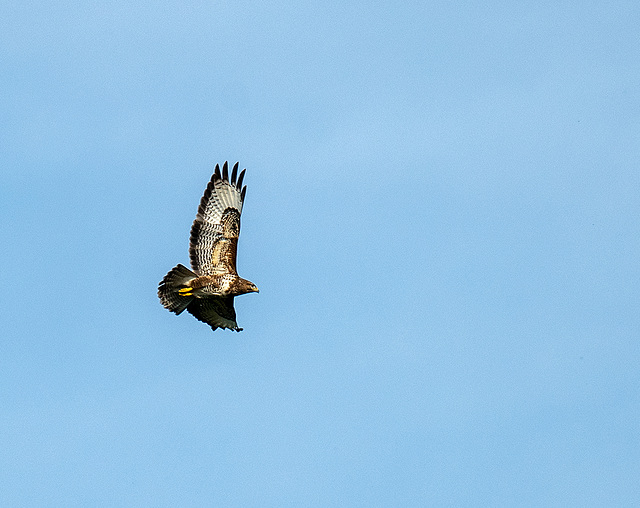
[187,296,241,331]
[189,162,246,276]
[222,161,229,182]
[236,168,245,190]
[231,162,239,185]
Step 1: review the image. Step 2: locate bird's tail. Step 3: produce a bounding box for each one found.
[158,264,198,315]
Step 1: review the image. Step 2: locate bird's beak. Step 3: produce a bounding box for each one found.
[253,287,260,293]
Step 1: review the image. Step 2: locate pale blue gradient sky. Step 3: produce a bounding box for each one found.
[1,1,639,506]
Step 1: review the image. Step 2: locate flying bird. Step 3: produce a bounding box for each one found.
[158,162,259,331]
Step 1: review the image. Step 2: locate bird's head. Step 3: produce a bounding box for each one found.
[239,279,259,294]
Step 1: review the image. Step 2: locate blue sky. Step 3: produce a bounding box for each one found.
[1,1,639,506]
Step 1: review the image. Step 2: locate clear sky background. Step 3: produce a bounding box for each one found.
[1,1,639,506]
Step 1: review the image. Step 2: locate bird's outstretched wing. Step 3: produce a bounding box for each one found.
[186,296,241,331]
[189,161,246,276]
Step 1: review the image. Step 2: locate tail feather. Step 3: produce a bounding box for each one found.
[158,264,197,315]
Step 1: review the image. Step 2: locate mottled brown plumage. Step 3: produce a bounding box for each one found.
[158,162,258,332]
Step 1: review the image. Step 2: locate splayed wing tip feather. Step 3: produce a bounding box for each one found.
[231,162,238,184]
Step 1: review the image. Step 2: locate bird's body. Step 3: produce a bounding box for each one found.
[158,162,258,332]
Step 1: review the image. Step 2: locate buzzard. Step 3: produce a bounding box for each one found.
[158,162,259,331]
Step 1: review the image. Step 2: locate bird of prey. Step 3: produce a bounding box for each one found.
[158,162,258,331]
